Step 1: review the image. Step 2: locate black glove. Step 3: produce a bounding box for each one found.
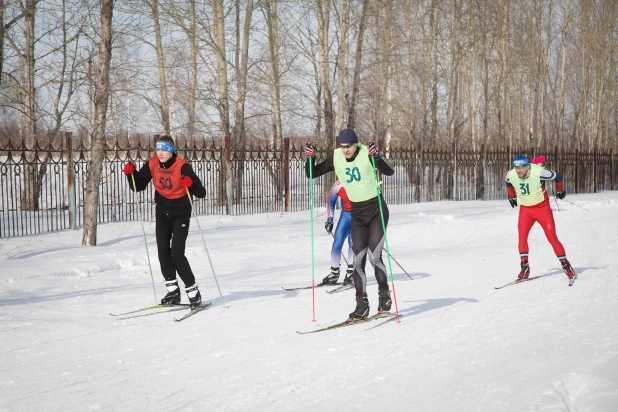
[325,220,333,235]
[555,190,566,200]
[304,142,315,157]
[508,196,517,208]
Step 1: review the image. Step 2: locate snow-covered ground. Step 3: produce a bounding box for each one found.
[1,192,617,412]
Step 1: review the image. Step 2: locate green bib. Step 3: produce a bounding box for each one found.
[508,163,545,206]
[333,143,378,202]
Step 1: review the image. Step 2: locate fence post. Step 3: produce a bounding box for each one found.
[479,144,486,200]
[284,137,290,212]
[575,148,580,194]
[611,148,614,190]
[507,145,511,168]
[593,146,598,193]
[451,142,457,201]
[224,133,232,215]
[64,132,76,230]
[415,142,422,202]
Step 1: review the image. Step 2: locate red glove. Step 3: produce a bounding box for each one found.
[304,142,315,157]
[367,140,378,156]
[180,176,193,188]
[123,162,136,175]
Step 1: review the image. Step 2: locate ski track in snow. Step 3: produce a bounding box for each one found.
[0,192,617,411]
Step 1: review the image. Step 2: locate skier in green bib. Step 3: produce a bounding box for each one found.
[305,129,395,320]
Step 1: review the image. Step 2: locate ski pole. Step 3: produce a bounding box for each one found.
[558,197,592,212]
[131,174,157,305]
[185,188,227,307]
[329,231,350,266]
[371,155,401,323]
[553,195,561,212]
[382,248,413,281]
[309,159,316,322]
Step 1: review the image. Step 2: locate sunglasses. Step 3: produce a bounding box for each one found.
[515,165,528,170]
[339,144,354,149]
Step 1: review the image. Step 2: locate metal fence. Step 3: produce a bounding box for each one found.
[1,133,616,237]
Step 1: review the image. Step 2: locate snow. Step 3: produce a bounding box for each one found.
[1,192,617,411]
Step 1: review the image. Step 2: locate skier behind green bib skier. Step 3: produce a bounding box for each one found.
[305,129,395,320]
[123,135,207,309]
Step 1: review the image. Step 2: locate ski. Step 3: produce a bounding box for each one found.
[296,312,396,334]
[174,302,212,322]
[326,284,355,294]
[569,274,577,286]
[494,275,542,290]
[110,303,190,317]
[282,283,339,291]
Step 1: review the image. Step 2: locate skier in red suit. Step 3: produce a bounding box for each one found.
[505,154,576,282]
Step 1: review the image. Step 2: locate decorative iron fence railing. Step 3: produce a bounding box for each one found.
[1,133,616,238]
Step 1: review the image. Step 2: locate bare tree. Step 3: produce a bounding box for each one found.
[21,0,37,210]
[264,1,282,146]
[146,0,171,135]
[315,0,335,150]
[82,0,114,246]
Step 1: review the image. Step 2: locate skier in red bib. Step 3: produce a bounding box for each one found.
[505,154,576,282]
[124,135,206,309]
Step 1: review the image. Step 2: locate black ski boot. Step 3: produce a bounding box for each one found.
[322,267,340,285]
[348,294,369,320]
[186,284,201,310]
[161,280,181,305]
[377,290,392,313]
[518,260,530,279]
[343,265,355,286]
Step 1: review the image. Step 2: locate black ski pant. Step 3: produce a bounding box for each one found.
[350,196,390,297]
[155,209,196,288]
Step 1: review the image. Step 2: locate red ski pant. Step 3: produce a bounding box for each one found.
[518,202,565,257]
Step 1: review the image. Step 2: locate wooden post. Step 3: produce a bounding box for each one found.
[224,132,232,214]
[284,137,290,212]
[64,132,76,230]
[593,146,598,193]
[451,142,457,201]
[575,148,579,194]
[611,148,614,190]
[415,142,422,202]
[479,144,486,200]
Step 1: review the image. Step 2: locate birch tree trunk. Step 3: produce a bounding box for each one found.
[212,0,233,213]
[147,0,171,135]
[557,3,570,149]
[21,0,37,211]
[316,0,335,151]
[347,0,368,130]
[265,1,282,145]
[264,1,284,200]
[336,0,349,132]
[232,0,253,146]
[232,0,254,203]
[82,0,113,246]
[429,0,439,142]
[0,0,4,86]
[187,0,197,146]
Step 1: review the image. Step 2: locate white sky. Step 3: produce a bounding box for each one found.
[1,192,617,411]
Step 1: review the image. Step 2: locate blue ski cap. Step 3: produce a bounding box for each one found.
[337,129,358,145]
[513,154,529,167]
[156,141,174,153]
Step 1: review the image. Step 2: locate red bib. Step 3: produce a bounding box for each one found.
[148,156,187,199]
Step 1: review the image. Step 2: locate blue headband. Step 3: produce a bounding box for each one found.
[156,141,174,153]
